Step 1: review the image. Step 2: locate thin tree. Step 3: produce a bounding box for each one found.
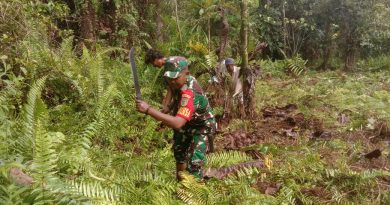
[240,0,250,117]
[217,1,229,61]
[174,0,183,45]
[79,0,96,49]
[101,0,117,47]
[155,0,164,42]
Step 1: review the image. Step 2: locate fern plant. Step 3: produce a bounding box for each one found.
[177,172,214,205]
[0,77,94,204]
[0,184,29,205]
[206,151,252,169]
[15,77,47,159]
[325,168,390,200]
[285,55,308,76]
[70,180,122,204]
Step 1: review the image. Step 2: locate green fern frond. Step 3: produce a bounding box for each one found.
[113,160,177,205]
[326,168,390,187]
[205,52,217,69]
[25,116,90,205]
[59,83,118,172]
[277,186,297,204]
[0,184,29,205]
[58,122,95,171]
[234,167,261,179]
[95,84,118,119]
[27,180,90,205]
[97,47,127,57]
[127,168,176,190]
[81,47,91,63]
[0,92,6,105]
[96,55,105,100]
[177,172,213,205]
[78,121,96,149]
[206,151,252,168]
[63,72,84,99]
[15,77,47,158]
[70,180,122,204]
[75,83,118,148]
[286,55,308,76]
[31,117,59,183]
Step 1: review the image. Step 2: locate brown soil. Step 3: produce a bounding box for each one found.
[217,104,389,166]
[215,104,328,151]
[214,103,390,199]
[252,181,282,196]
[301,186,331,200]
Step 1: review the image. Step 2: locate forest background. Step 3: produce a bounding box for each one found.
[1,0,390,204]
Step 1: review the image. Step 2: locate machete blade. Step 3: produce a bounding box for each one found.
[129,47,142,100]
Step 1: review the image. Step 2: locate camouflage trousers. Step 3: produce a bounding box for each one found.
[173,122,216,179]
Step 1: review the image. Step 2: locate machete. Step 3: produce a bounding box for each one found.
[129,47,142,100]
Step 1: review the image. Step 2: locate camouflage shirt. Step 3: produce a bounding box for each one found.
[173,76,215,130]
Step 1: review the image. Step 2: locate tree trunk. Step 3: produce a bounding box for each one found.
[59,0,80,49]
[155,0,164,43]
[319,22,332,70]
[258,0,269,9]
[79,0,96,50]
[240,0,248,70]
[136,0,148,32]
[341,15,358,70]
[102,0,117,46]
[218,6,229,61]
[344,36,357,71]
[131,0,150,48]
[174,0,183,45]
[240,0,251,118]
[282,1,287,56]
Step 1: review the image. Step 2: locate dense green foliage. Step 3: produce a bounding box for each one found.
[1,0,389,204]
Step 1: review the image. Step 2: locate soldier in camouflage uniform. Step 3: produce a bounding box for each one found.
[145,49,216,152]
[136,65,216,180]
[145,49,189,113]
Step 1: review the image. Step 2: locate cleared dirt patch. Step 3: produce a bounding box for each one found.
[216,104,327,151]
[252,181,282,196]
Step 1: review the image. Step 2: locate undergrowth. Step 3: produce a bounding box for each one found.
[0,2,389,203]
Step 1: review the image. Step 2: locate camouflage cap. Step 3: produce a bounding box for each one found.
[163,59,189,79]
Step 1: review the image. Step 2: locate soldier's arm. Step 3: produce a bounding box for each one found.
[137,90,194,129]
[143,106,187,130]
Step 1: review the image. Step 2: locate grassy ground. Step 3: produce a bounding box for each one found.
[76,63,390,204]
[210,63,390,204]
[2,50,389,204]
